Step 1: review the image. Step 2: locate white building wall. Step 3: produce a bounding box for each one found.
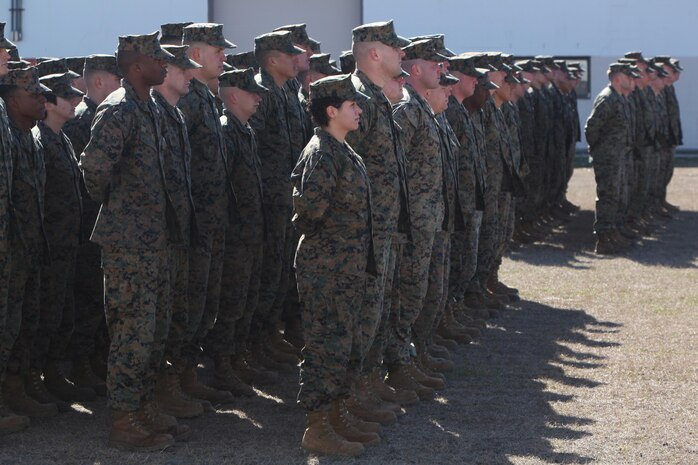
[212,0,361,62]
[4,0,207,57]
[363,0,698,150]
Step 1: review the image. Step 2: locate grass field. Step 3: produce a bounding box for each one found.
[2,168,696,465]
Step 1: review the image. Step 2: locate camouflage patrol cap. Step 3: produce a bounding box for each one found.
[339,50,355,74]
[410,34,455,58]
[0,22,16,49]
[448,55,488,78]
[670,58,683,71]
[7,60,29,70]
[624,51,646,63]
[182,23,236,49]
[515,59,542,73]
[65,57,86,76]
[352,20,410,48]
[309,73,369,102]
[0,67,51,94]
[402,40,447,62]
[254,31,304,56]
[535,55,559,70]
[160,22,193,45]
[37,58,80,79]
[218,67,268,93]
[646,59,669,77]
[439,72,459,86]
[226,51,258,70]
[118,32,175,61]
[84,54,120,75]
[608,62,641,78]
[653,56,678,72]
[40,72,84,99]
[8,47,20,62]
[309,53,341,76]
[309,39,321,53]
[461,53,497,72]
[554,60,570,72]
[272,24,318,48]
[162,45,201,70]
[477,72,498,90]
[503,71,522,84]
[483,52,506,71]
[518,73,531,84]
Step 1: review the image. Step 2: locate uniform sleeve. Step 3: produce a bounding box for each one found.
[392,103,418,156]
[79,106,127,203]
[584,96,610,149]
[345,96,376,149]
[293,151,337,225]
[249,91,269,133]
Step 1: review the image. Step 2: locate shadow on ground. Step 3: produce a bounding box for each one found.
[509,208,698,270]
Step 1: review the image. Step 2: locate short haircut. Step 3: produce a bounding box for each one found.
[308,96,344,127]
[116,50,139,76]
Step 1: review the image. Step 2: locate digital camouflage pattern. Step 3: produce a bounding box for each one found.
[84,54,119,75]
[292,128,372,410]
[205,110,266,357]
[347,70,410,373]
[436,111,463,234]
[517,88,541,221]
[4,122,46,376]
[36,58,79,79]
[117,32,174,61]
[160,22,193,45]
[351,21,410,48]
[585,85,633,233]
[31,122,83,368]
[253,31,303,56]
[181,23,236,49]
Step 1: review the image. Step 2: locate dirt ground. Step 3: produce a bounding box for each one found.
[2,167,696,465]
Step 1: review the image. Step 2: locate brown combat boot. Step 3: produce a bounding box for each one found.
[4,373,58,417]
[462,291,485,310]
[428,343,452,360]
[385,365,434,401]
[405,362,444,389]
[264,342,300,366]
[24,369,70,412]
[339,399,381,434]
[369,369,419,406]
[270,331,301,356]
[0,390,30,435]
[595,232,619,255]
[69,355,107,396]
[346,389,397,426]
[141,400,191,441]
[44,360,96,402]
[108,409,174,452]
[328,399,380,445]
[212,355,255,397]
[231,354,278,386]
[154,370,204,418]
[420,352,455,374]
[179,366,233,404]
[301,410,364,457]
[247,343,292,373]
[437,320,472,345]
[433,333,459,351]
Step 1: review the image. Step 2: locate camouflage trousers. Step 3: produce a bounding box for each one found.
[68,241,104,359]
[621,151,636,221]
[657,147,675,203]
[413,232,450,354]
[250,205,293,342]
[545,145,566,207]
[0,247,17,382]
[163,246,190,374]
[454,211,483,296]
[592,149,627,234]
[296,270,364,411]
[385,229,435,367]
[6,247,42,376]
[628,147,654,220]
[182,228,225,367]
[495,192,514,260]
[281,229,301,334]
[474,186,499,292]
[102,247,171,411]
[32,246,78,370]
[358,233,393,371]
[558,141,577,204]
[206,242,263,357]
[364,237,402,372]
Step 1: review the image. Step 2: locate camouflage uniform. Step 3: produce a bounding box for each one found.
[206,109,265,357]
[585,85,633,235]
[80,80,174,411]
[292,128,373,411]
[386,84,444,367]
[413,112,460,353]
[445,96,486,301]
[628,86,656,221]
[63,95,105,360]
[501,101,523,246]
[248,67,297,343]
[661,85,681,201]
[619,90,638,222]
[652,89,671,207]
[346,70,410,373]
[546,83,567,206]
[517,89,539,223]
[152,90,197,374]
[0,95,13,382]
[5,120,47,377]
[31,121,82,370]
[177,77,233,367]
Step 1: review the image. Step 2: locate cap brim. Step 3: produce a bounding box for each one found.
[0,38,16,49]
[153,48,176,61]
[384,36,411,48]
[55,87,84,99]
[67,70,80,79]
[481,81,498,89]
[242,82,269,94]
[35,83,52,94]
[212,39,237,49]
[288,44,305,55]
